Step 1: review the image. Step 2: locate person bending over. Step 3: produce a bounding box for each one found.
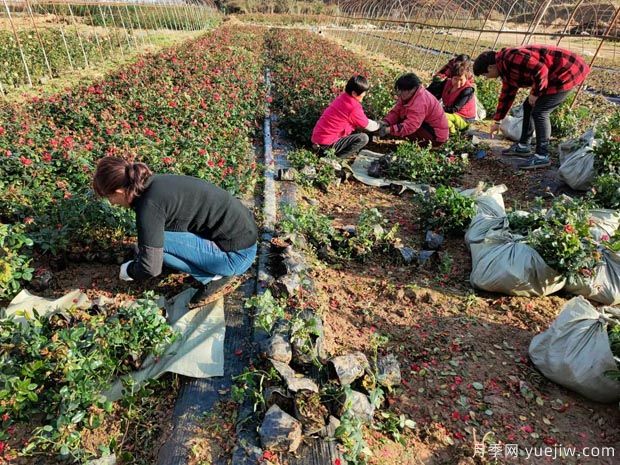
[311,75,380,158]
[473,45,590,170]
[93,157,258,305]
[441,58,477,134]
[381,73,449,148]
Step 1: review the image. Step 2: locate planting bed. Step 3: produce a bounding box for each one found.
[260,26,620,465]
[0,23,266,463]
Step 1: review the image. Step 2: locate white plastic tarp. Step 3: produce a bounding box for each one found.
[558,129,596,191]
[5,288,225,403]
[350,150,432,196]
[529,296,620,403]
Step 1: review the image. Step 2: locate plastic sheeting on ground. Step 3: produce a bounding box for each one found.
[529,296,620,403]
[5,288,225,402]
[558,129,596,191]
[105,288,225,400]
[499,104,534,142]
[564,209,620,305]
[465,185,566,296]
[470,230,566,296]
[350,150,432,196]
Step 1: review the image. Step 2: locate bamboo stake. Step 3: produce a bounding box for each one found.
[67,3,89,67]
[2,0,33,86]
[24,0,53,77]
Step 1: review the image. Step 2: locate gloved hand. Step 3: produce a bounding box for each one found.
[119,261,134,281]
[378,122,390,138]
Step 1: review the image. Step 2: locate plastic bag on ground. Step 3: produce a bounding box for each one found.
[565,249,620,305]
[558,129,596,191]
[470,230,565,296]
[499,104,534,142]
[589,209,620,242]
[474,94,486,121]
[529,296,620,403]
[462,184,509,246]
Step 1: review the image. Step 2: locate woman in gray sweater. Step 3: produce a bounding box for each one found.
[93,157,257,304]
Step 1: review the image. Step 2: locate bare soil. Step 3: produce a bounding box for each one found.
[294,127,620,464]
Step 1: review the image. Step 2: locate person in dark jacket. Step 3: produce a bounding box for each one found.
[473,45,590,170]
[427,53,471,100]
[93,157,258,304]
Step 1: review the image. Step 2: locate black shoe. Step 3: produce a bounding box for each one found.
[189,276,237,306]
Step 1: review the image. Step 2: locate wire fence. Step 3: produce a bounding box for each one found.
[2,1,619,98]
[0,0,219,94]
[238,1,619,98]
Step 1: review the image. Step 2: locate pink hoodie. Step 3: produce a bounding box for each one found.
[384,86,449,143]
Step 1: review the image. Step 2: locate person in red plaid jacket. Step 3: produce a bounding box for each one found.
[473,45,590,170]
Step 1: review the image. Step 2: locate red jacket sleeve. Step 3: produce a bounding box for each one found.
[383,101,401,127]
[350,102,369,129]
[494,81,519,121]
[391,102,425,137]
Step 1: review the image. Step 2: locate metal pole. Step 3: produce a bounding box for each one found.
[161,2,173,30]
[122,4,141,47]
[106,4,127,57]
[556,0,585,46]
[453,6,475,53]
[51,1,75,70]
[570,6,620,109]
[67,3,89,67]
[81,2,106,63]
[472,0,502,55]
[523,0,553,45]
[421,2,451,70]
[432,5,464,72]
[170,0,181,30]
[115,3,136,49]
[151,4,163,31]
[127,3,147,47]
[2,0,33,86]
[491,0,521,50]
[24,0,53,77]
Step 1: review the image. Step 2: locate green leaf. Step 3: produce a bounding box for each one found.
[472,382,484,390]
[71,411,86,424]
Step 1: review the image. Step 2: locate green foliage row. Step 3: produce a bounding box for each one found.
[31,4,219,31]
[509,197,615,277]
[0,224,33,299]
[0,293,177,459]
[420,186,476,235]
[0,28,127,88]
[383,141,469,185]
[0,26,266,282]
[279,204,398,262]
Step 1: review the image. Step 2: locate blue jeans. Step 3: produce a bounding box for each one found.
[163,231,257,284]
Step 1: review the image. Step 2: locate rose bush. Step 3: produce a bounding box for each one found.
[0,26,266,274]
[266,28,397,145]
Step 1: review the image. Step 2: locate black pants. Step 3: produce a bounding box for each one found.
[322,133,369,158]
[519,91,570,157]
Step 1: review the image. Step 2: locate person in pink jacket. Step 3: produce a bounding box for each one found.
[312,75,380,158]
[381,73,450,147]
